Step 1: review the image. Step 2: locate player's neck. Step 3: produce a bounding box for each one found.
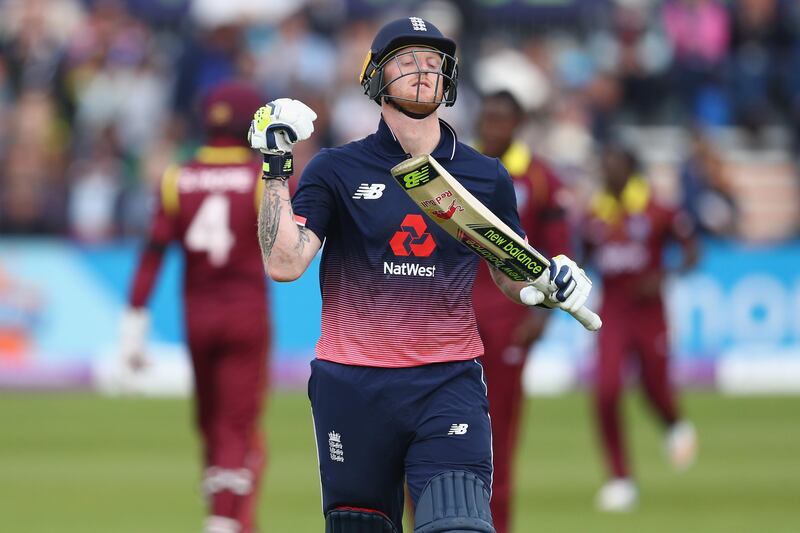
[383,105,441,157]
[481,139,511,159]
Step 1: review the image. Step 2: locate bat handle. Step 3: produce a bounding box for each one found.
[539,261,602,331]
[570,305,602,331]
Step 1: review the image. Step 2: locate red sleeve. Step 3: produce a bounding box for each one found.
[664,204,700,272]
[129,168,179,308]
[669,207,696,243]
[129,244,166,308]
[524,160,572,258]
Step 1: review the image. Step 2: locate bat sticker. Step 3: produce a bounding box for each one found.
[396,164,434,190]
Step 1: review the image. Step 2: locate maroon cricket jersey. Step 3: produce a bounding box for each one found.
[130,144,268,316]
[472,142,571,322]
[583,177,693,306]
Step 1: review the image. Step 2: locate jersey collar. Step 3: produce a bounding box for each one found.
[376,116,458,161]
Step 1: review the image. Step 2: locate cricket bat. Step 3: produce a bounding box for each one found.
[390,154,602,331]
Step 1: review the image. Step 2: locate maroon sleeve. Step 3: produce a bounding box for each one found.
[669,206,696,243]
[129,244,166,308]
[525,160,572,258]
[666,205,701,273]
[129,172,179,308]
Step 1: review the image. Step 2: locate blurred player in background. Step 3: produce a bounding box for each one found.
[472,90,571,533]
[582,143,700,512]
[247,17,594,533]
[119,81,270,533]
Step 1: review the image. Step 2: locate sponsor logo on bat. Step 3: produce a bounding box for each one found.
[467,224,547,278]
[396,164,434,190]
[431,199,463,220]
[421,190,456,208]
[457,231,529,282]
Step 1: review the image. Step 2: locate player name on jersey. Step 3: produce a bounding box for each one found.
[594,242,649,274]
[178,167,254,193]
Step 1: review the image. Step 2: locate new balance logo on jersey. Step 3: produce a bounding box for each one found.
[409,17,427,31]
[353,183,386,199]
[448,424,469,436]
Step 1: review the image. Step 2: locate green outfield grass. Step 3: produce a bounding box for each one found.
[0,391,798,532]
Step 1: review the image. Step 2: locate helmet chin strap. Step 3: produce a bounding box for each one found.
[385,96,441,120]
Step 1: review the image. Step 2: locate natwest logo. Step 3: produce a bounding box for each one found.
[389,214,436,257]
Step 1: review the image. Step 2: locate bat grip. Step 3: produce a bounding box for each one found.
[570,305,602,331]
[539,262,602,331]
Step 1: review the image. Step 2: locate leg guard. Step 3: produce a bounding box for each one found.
[414,471,495,533]
[326,507,398,533]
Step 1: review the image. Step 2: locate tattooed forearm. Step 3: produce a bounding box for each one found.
[295,227,311,254]
[256,179,320,281]
[257,181,287,262]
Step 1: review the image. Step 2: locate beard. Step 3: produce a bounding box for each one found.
[384,73,445,115]
[394,98,440,115]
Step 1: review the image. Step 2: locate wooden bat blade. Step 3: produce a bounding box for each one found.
[391,155,548,284]
[390,154,602,331]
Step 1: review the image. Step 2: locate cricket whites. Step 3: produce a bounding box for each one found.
[390,154,602,331]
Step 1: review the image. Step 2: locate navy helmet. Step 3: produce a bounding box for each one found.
[359,17,458,108]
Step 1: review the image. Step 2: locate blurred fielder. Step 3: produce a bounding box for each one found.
[119,81,270,533]
[472,90,572,533]
[583,143,700,511]
[248,16,595,533]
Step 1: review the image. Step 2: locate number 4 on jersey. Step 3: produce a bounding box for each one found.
[185,194,236,266]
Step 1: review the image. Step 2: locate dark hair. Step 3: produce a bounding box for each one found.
[601,140,639,173]
[484,90,524,116]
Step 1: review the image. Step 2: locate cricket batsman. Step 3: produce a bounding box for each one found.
[472,90,572,533]
[584,143,700,511]
[248,17,595,532]
[119,81,270,533]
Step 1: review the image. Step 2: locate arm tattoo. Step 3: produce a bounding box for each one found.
[257,180,312,264]
[257,181,286,262]
[295,226,311,254]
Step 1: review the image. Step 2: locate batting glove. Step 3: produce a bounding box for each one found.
[248,98,317,155]
[519,285,546,306]
[119,307,150,372]
[545,254,592,314]
[519,254,593,312]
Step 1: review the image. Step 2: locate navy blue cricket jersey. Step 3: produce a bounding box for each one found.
[292,118,523,367]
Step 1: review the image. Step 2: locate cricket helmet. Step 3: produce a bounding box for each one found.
[359,17,458,108]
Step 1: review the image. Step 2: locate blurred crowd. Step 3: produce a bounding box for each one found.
[1,0,799,242]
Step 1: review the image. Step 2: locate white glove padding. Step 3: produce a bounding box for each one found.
[248,98,317,155]
[519,285,546,306]
[546,254,592,314]
[119,307,150,372]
